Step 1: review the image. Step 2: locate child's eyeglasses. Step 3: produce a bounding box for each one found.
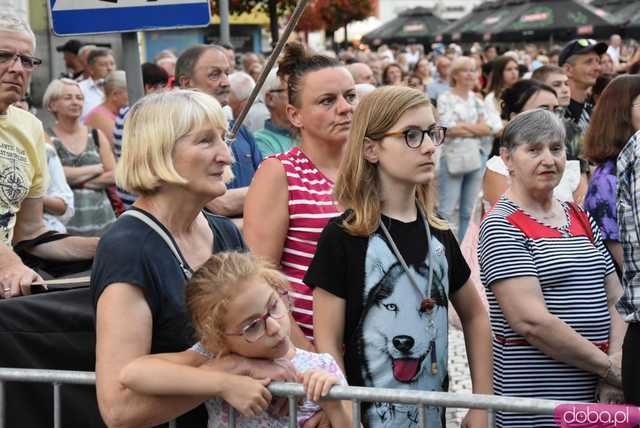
[224,297,288,343]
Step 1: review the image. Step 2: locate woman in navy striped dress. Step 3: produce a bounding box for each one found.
[478,109,626,427]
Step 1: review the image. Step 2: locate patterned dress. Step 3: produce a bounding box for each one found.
[51,129,115,236]
[273,147,340,340]
[584,158,619,242]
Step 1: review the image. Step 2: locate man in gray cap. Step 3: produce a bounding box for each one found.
[559,38,607,132]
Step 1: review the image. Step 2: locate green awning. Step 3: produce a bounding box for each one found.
[440,0,618,43]
[489,0,618,42]
[362,7,449,46]
[438,0,530,43]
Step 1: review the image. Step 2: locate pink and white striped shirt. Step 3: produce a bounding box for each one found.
[274,147,340,340]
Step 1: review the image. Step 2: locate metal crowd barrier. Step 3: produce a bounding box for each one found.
[0,367,567,428]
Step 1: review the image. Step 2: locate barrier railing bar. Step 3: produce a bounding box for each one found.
[418,403,427,428]
[228,405,235,427]
[0,381,5,428]
[53,382,61,428]
[0,368,584,426]
[0,369,182,427]
[0,368,95,385]
[169,419,177,428]
[288,396,297,428]
[351,399,360,428]
[267,383,566,415]
[487,408,496,426]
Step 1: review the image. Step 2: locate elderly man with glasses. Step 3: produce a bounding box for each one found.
[176,45,263,225]
[254,68,296,157]
[0,12,97,298]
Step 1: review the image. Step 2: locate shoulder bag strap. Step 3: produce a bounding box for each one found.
[90,127,100,148]
[121,210,192,279]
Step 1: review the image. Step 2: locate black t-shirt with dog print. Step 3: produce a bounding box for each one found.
[304,211,469,428]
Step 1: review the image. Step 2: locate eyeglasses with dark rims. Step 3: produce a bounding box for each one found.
[378,124,447,148]
[0,50,42,70]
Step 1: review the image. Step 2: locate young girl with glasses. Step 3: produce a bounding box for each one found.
[118,251,352,427]
[306,86,493,428]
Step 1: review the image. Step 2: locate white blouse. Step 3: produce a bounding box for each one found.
[437,90,491,153]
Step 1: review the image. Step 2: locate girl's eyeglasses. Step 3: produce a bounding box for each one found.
[224,296,288,343]
[379,125,447,148]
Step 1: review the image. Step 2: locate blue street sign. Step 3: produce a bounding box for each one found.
[48,0,211,36]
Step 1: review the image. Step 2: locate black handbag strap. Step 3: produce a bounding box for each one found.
[121,209,193,279]
[90,127,100,148]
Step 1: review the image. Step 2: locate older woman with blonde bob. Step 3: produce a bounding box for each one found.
[91,90,296,427]
[437,56,493,240]
[44,78,116,236]
[478,109,626,427]
[307,86,492,428]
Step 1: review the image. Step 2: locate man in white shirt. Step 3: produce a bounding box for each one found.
[78,47,115,120]
[347,62,376,85]
[426,55,451,106]
[606,34,622,66]
[405,44,421,67]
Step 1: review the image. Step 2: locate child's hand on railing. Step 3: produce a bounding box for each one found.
[300,369,339,403]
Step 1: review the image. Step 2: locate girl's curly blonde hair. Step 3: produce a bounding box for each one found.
[186,251,289,356]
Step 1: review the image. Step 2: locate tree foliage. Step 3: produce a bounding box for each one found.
[209,0,295,15]
[210,0,374,33]
[311,0,374,33]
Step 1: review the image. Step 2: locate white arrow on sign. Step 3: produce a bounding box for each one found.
[52,0,205,11]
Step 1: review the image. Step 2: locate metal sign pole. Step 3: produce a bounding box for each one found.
[227,0,311,141]
[121,32,144,105]
[219,0,231,46]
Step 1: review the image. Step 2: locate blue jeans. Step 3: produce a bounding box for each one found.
[437,153,485,240]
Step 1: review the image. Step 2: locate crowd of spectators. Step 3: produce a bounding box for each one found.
[6,7,640,428]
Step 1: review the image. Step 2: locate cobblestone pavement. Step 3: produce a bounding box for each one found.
[446,325,472,427]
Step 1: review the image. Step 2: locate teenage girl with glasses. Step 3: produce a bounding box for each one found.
[118,251,352,428]
[307,86,492,428]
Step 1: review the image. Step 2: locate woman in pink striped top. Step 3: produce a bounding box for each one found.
[244,42,357,349]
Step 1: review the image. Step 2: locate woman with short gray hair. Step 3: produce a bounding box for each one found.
[478,109,626,426]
